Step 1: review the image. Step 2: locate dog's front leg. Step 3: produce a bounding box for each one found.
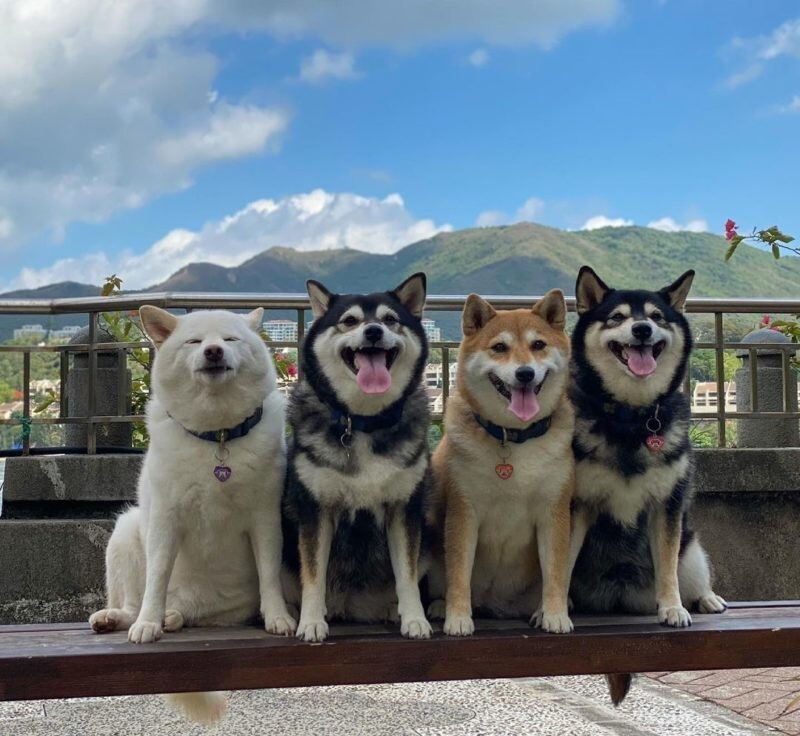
[443,494,478,636]
[249,511,297,637]
[296,509,333,642]
[531,485,573,634]
[387,504,432,639]
[649,506,691,627]
[128,510,180,643]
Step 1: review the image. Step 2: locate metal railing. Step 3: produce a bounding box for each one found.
[0,293,797,452]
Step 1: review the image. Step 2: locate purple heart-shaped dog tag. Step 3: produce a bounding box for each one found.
[214,465,232,482]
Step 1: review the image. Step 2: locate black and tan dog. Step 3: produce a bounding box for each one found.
[568,266,726,700]
[283,274,433,642]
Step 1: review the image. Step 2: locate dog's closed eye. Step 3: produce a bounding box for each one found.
[224,337,239,342]
[185,339,201,345]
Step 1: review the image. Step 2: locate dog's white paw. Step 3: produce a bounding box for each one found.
[265,613,297,637]
[427,599,446,621]
[163,609,185,633]
[697,593,727,614]
[89,608,134,633]
[534,611,574,634]
[296,619,329,642]
[128,619,163,643]
[443,614,475,637]
[401,616,432,639]
[659,605,692,627]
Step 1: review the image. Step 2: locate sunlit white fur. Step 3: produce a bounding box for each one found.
[463,341,568,429]
[583,311,684,407]
[89,308,294,724]
[311,318,423,415]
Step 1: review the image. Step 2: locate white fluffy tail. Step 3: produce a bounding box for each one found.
[164,691,228,724]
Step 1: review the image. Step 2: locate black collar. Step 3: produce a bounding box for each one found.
[330,401,404,435]
[473,412,552,444]
[571,385,653,422]
[172,406,264,443]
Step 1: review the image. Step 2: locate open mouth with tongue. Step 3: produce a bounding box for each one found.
[609,340,665,378]
[488,372,547,422]
[342,346,400,394]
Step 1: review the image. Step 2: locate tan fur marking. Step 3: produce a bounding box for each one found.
[299,528,318,584]
[652,509,683,607]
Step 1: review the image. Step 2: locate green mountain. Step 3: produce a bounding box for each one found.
[151,223,800,298]
[2,223,798,339]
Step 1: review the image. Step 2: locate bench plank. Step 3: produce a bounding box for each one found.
[1,605,799,702]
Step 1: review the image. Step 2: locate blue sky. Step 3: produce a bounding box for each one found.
[1,0,799,290]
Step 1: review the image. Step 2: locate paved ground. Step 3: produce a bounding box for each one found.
[0,674,779,736]
[647,669,800,735]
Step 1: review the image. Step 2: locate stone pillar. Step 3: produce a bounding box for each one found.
[65,325,133,449]
[735,328,799,448]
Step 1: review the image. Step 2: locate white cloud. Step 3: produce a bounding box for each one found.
[299,49,360,84]
[725,18,800,88]
[475,197,546,227]
[580,215,634,230]
[475,210,508,227]
[7,190,452,291]
[0,0,622,251]
[776,94,800,114]
[646,217,708,233]
[468,48,490,67]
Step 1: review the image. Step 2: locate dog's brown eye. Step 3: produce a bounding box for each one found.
[650,311,663,322]
[383,315,398,326]
[341,315,358,327]
[609,312,625,322]
[492,342,508,353]
[532,340,547,351]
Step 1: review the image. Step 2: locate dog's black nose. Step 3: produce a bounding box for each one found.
[204,345,224,362]
[631,322,653,341]
[515,366,536,384]
[364,324,384,344]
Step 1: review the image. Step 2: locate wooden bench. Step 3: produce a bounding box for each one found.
[1,602,798,702]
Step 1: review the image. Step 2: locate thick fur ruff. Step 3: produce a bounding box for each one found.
[89,307,294,723]
[430,291,576,636]
[284,274,434,642]
[568,268,726,703]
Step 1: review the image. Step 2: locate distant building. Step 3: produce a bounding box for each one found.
[424,362,458,389]
[49,325,83,341]
[692,381,736,413]
[421,318,441,343]
[13,324,46,341]
[263,319,298,342]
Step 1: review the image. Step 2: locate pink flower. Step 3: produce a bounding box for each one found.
[287,364,298,377]
[725,219,737,232]
[725,229,736,241]
[761,315,771,326]
[275,352,284,361]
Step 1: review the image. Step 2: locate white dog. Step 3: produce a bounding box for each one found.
[89,306,295,722]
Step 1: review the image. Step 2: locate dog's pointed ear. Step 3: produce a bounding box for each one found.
[576,266,611,315]
[392,272,427,318]
[660,270,695,312]
[462,294,497,336]
[244,307,264,332]
[533,289,567,330]
[307,280,333,319]
[139,306,179,349]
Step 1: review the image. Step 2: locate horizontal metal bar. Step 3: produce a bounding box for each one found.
[2,293,800,315]
[0,416,146,426]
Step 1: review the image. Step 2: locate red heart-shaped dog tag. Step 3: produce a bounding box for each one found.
[495,463,514,480]
[645,435,665,453]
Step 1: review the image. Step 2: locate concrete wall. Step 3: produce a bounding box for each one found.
[0,450,798,624]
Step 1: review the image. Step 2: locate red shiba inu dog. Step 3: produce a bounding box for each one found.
[430,291,575,635]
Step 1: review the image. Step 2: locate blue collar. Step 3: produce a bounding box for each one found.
[174,406,264,443]
[330,401,404,435]
[473,412,552,444]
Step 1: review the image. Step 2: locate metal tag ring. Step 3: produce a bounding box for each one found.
[646,418,662,434]
[340,432,353,449]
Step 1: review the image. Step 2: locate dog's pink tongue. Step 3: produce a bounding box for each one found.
[628,346,657,377]
[508,387,540,422]
[354,351,392,394]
